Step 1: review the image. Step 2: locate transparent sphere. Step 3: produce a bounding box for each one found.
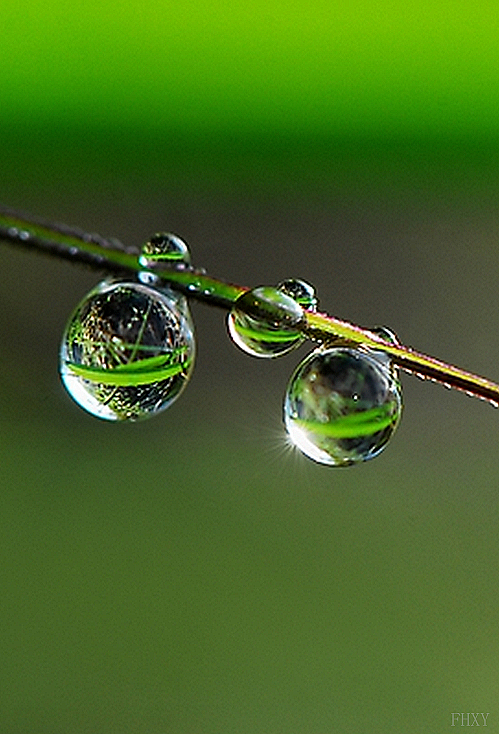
[367,325,400,372]
[139,232,191,267]
[370,325,399,345]
[60,280,195,421]
[277,278,318,311]
[227,286,305,358]
[284,347,403,466]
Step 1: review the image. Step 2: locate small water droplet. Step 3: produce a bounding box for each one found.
[139,232,191,269]
[137,270,159,286]
[284,347,403,466]
[370,325,400,345]
[276,278,318,311]
[227,286,305,358]
[60,280,195,421]
[367,325,400,373]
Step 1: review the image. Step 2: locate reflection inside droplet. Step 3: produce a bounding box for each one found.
[60,280,195,421]
[227,285,305,358]
[284,347,403,466]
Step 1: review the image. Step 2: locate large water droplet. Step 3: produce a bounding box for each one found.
[227,286,305,358]
[284,347,402,466]
[60,280,195,421]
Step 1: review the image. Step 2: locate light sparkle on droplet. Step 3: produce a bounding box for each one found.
[284,347,403,466]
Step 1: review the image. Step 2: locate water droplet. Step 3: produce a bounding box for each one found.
[370,325,399,345]
[284,347,403,466]
[276,279,318,311]
[227,286,305,358]
[60,280,195,421]
[367,325,400,372]
[137,270,158,286]
[138,232,191,274]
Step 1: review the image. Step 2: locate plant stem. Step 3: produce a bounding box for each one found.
[1,205,498,406]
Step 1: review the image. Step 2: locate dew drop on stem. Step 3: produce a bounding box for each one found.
[227,285,307,358]
[59,279,195,421]
[284,346,403,466]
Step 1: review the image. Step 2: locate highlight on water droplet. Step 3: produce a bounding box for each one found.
[60,279,195,421]
[284,346,403,466]
[227,285,305,358]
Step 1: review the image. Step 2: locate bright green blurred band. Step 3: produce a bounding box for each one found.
[1,0,498,138]
[2,0,498,200]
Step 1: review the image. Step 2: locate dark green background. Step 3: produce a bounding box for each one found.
[1,2,498,732]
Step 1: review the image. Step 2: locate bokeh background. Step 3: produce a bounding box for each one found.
[1,2,498,732]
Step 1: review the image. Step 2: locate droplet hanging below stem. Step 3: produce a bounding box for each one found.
[1,205,499,407]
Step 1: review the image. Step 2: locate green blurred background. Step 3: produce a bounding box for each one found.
[1,2,499,732]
